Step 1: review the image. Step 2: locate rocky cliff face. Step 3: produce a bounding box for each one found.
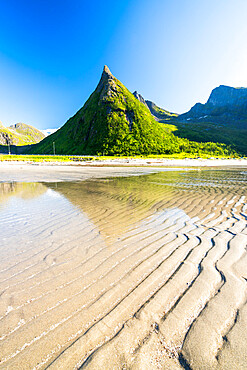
[178,85,247,128]
[133,91,149,109]
[207,85,247,107]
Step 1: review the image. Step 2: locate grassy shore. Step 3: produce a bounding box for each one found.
[0,153,243,164]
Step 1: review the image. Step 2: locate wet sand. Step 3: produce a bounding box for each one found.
[0,162,162,182]
[0,157,247,182]
[0,168,247,369]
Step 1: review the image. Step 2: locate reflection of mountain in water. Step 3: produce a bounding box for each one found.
[0,182,47,207]
[46,175,175,243]
[46,170,246,243]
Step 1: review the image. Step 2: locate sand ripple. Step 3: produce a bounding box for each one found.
[0,170,246,369]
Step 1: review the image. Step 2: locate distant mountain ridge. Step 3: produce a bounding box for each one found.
[132,85,247,155]
[133,91,178,121]
[170,85,247,155]
[208,85,247,106]
[178,85,247,128]
[0,122,45,146]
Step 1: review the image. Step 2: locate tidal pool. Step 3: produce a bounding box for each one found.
[0,169,246,369]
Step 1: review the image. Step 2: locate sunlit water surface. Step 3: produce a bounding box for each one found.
[0,169,247,369]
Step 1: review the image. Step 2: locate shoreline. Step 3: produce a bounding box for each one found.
[0,158,247,182]
[1,157,247,167]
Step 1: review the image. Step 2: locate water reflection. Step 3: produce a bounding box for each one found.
[0,182,47,207]
[0,169,246,244]
[45,176,175,243]
[45,169,246,243]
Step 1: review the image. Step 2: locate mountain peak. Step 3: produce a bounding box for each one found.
[96,65,115,95]
[133,91,147,106]
[207,84,247,106]
[103,65,112,76]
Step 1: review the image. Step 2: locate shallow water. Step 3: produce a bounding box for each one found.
[0,169,246,369]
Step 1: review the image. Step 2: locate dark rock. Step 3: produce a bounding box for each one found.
[208,85,247,107]
[178,85,247,128]
[133,91,149,109]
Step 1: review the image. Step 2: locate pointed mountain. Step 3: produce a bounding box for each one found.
[29,66,182,155]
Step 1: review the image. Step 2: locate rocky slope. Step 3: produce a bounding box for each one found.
[133,91,178,121]
[171,85,247,155]
[178,85,247,128]
[0,122,45,146]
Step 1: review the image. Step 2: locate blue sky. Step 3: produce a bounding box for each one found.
[1,0,247,129]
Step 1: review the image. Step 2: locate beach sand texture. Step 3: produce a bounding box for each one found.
[0,169,246,369]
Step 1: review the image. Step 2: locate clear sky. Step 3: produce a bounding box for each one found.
[1,0,247,130]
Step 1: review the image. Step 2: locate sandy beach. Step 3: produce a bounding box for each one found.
[0,161,164,182]
[0,157,247,182]
[0,161,246,369]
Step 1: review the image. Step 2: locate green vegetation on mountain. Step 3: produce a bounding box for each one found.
[173,85,247,155]
[0,122,45,146]
[179,85,247,126]
[133,91,178,121]
[11,123,45,142]
[133,85,247,155]
[28,66,235,157]
[145,100,178,120]
[169,121,247,156]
